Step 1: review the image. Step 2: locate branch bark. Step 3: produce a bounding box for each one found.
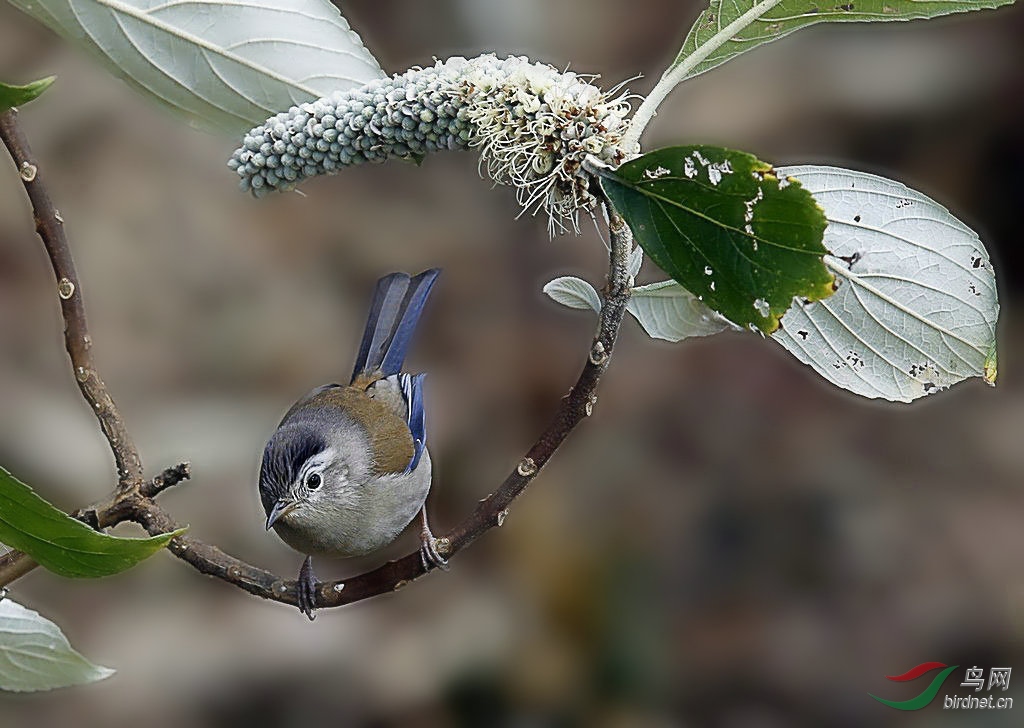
[0,110,144,493]
[0,106,633,612]
[0,107,147,583]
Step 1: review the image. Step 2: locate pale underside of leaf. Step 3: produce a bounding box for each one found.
[628,245,644,278]
[561,165,997,401]
[627,280,738,341]
[773,165,998,402]
[9,0,386,134]
[0,598,114,692]
[542,276,602,312]
[543,275,738,342]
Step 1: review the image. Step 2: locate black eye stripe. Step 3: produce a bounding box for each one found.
[259,426,327,504]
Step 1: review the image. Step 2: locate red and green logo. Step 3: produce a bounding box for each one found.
[869,662,959,710]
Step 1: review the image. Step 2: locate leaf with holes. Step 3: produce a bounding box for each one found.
[0,467,186,578]
[772,165,999,402]
[599,145,834,333]
[0,76,55,113]
[668,0,1015,84]
[8,0,385,135]
[0,598,114,692]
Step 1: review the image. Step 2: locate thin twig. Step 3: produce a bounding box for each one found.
[142,462,192,498]
[0,548,38,584]
[0,108,147,583]
[0,105,633,612]
[0,110,144,492]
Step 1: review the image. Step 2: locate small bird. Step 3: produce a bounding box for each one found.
[259,269,445,619]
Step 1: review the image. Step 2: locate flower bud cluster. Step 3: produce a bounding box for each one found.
[229,54,633,233]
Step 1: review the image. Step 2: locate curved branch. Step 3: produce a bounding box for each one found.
[140,208,633,610]
[0,106,633,612]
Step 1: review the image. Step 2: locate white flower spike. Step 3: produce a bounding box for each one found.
[229,55,634,234]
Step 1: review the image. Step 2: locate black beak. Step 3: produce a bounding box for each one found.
[266,499,296,530]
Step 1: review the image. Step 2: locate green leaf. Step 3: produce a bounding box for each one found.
[0,76,55,113]
[600,145,833,333]
[0,597,114,692]
[669,0,1015,83]
[0,467,186,578]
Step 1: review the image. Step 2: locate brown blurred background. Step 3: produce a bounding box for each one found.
[1,1,1023,726]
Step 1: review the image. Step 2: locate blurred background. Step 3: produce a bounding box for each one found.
[1,1,1023,725]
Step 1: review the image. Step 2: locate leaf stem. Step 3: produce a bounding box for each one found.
[622,0,783,152]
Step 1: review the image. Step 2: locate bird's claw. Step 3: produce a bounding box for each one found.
[419,524,450,572]
[297,555,318,620]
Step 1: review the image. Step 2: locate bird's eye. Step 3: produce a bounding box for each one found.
[306,472,322,490]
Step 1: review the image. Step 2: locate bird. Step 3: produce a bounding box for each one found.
[258,269,445,619]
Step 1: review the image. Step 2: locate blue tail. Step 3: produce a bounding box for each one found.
[351,269,440,382]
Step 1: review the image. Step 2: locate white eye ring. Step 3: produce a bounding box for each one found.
[306,472,322,490]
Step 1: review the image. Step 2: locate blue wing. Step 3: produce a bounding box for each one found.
[399,372,427,473]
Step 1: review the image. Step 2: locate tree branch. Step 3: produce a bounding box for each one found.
[0,106,633,612]
[124,207,632,611]
[0,110,144,492]
[142,462,192,498]
[0,107,147,583]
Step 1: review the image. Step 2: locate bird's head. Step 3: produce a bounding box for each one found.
[258,422,359,531]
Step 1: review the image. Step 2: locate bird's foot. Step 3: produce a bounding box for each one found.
[419,510,449,572]
[297,556,319,620]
